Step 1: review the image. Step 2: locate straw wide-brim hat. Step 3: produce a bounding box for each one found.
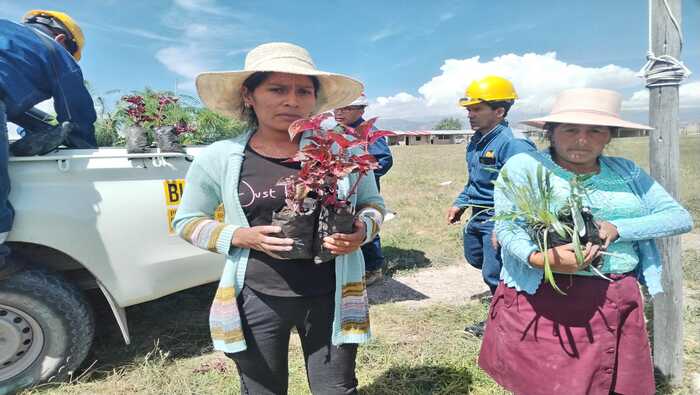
[522,88,653,131]
[196,42,364,120]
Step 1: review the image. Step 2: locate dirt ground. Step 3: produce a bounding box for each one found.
[367,264,488,307]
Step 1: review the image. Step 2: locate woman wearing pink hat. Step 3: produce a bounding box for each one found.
[478,88,693,395]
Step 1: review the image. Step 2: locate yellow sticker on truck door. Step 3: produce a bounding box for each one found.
[164,179,185,234]
[163,179,224,234]
[163,179,185,205]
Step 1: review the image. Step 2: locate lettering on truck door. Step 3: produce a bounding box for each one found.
[163,179,224,234]
[163,179,185,234]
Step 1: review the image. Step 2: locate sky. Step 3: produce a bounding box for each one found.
[2,0,699,128]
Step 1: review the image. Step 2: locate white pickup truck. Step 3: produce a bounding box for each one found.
[0,147,223,393]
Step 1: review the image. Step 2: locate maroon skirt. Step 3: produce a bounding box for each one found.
[478,273,655,395]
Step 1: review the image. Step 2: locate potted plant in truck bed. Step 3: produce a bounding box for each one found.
[493,164,614,295]
[118,90,196,153]
[271,113,393,263]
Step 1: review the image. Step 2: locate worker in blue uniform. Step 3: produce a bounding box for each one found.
[1,10,96,277]
[335,94,393,286]
[446,76,536,336]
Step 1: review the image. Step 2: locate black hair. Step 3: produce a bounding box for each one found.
[483,100,514,117]
[24,22,78,56]
[239,71,321,128]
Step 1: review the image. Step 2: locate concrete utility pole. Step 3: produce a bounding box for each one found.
[647,0,684,386]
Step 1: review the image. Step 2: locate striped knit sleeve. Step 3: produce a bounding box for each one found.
[173,161,239,255]
[494,155,539,267]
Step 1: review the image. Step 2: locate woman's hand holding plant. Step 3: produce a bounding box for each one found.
[232,226,294,256]
[322,218,366,255]
[596,221,619,249]
[529,242,602,273]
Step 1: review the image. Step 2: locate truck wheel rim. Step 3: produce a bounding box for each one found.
[0,304,45,381]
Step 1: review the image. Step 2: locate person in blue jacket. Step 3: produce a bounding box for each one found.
[335,94,393,285]
[0,10,96,275]
[446,76,536,335]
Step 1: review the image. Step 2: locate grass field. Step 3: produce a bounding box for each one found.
[21,136,700,395]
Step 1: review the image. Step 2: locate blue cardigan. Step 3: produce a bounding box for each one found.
[495,150,693,296]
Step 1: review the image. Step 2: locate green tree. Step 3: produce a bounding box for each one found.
[92,88,123,146]
[183,108,247,145]
[90,86,247,147]
[434,117,464,130]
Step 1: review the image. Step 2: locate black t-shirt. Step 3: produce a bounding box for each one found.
[240,144,335,297]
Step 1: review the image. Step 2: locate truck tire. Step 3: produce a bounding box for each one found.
[0,269,94,393]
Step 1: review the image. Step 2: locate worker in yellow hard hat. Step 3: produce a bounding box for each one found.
[0,9,96,150]
[446,75,536,337]
[0,10,96,296]
[22,10,85,61]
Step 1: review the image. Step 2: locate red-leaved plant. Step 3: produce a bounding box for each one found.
[269,112,393,262]
[279,113,394,213]
[120,94,196,135]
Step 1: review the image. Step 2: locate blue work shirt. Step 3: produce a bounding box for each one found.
[0,20,96,147]
[453,121,536,212]
[350,117,393,187]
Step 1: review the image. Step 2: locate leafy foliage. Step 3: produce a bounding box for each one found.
[91,88,245,147]
[434,117,464,130]
[280,113,395,212]
[492,164,609,294]
[118,89,196,134]
[183,108,246,145]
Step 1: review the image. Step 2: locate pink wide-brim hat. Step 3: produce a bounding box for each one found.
[196,42,363,120]
[522,88,653,131]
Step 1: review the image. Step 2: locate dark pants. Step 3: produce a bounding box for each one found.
[0,100,13,263]
[361,235,384,272]
[463,215,501,294]
[227,286,358,395]
[362,176,385,272]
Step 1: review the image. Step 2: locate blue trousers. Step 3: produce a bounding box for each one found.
[361,176,385,272]
[0,100,13,261]
[361,235,384,272]
[463,216,501,294]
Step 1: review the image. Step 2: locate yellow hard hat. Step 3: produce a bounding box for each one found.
[23,10,85,61]
[458,75,517,107]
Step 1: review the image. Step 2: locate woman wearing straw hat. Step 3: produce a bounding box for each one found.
[478,88,692,395]
[173,42,384,394]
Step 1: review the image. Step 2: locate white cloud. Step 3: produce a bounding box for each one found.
[174,0,228,15]
[173,0,254,20]
[83,22,178,43]
[184,23,210,38]
[368,93,436,119]
[624,81,700,111]
[439,12,455,21]
[368,52,649,120]
[369,27,401,42]
[154,1,266,93]
[155,46,213,92]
